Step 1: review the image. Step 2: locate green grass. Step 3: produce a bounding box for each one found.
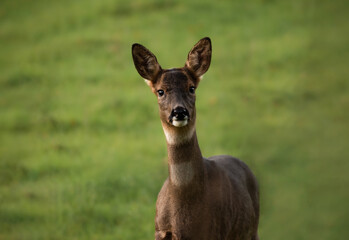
[0,0,348,239]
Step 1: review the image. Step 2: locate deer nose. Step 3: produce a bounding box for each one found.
[171,107,189,121]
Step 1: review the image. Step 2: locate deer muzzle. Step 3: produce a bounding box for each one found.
[169,107,190,127]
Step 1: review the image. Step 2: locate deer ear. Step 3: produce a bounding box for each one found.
[185,37,212,78]
[132,43,162,82]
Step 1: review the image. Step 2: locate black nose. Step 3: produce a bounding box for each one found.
[171,107,189,120]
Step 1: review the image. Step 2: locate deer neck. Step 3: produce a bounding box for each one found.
[162,123,205,192]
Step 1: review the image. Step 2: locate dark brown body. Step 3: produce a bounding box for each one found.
[132,37,260,240]
[155,138,259,240]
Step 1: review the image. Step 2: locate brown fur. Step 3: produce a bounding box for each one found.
[132,37,259,240]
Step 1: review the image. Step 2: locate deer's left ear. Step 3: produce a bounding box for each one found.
[185,37,212,78]
[132,43,162,82]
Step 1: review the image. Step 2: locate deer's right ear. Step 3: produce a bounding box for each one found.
[132,44,162,82]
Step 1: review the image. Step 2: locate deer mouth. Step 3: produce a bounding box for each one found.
[171,116,189,127]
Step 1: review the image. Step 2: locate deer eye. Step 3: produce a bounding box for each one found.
[157,89,165,97]
[189,86,196,94]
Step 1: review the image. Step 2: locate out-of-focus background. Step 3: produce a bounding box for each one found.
[0,0,348,239]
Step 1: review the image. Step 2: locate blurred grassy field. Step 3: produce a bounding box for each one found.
[0,0,348,239]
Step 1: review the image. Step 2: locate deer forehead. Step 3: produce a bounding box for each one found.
[156,69,196,90]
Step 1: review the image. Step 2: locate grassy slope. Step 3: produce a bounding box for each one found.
[0,0,348,239]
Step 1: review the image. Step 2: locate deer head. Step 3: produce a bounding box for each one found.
[132,37,212,143]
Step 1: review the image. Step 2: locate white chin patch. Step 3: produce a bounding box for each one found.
[172,120,188,127]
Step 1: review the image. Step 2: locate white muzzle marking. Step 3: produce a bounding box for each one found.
[172,116,189,127]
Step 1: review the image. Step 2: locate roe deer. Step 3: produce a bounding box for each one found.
[132,37,259,240]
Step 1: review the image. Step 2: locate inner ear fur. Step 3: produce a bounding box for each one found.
[185,37,212,78]
[132,43,162,82]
